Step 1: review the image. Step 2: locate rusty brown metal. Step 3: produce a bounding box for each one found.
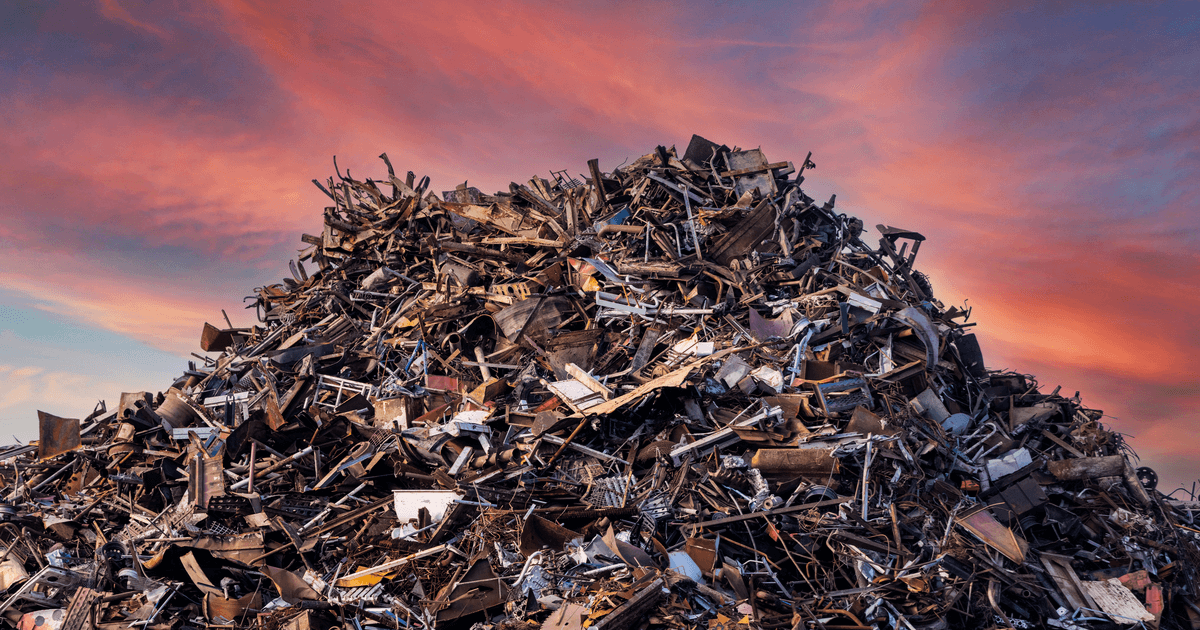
[36,410,80,460]
[0,136,1195,630]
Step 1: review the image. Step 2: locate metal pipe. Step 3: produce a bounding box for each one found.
[247,442,256,494]
[301,482,368,532]
[644,223,651,262]
[31,460,75,492]
[230,446,313,490]
[679,183,703,259]
[666,223,683,257]
[597,224,644,237]
[512,551,544,588]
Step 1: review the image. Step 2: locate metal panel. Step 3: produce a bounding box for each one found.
[37,411,80,460]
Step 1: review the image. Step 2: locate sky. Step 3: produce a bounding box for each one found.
[1,0,1198,489]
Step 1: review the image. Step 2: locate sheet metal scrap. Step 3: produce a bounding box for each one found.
[3,135,1200,630]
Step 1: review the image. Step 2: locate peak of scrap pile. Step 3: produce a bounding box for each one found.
[3,135,1200,630]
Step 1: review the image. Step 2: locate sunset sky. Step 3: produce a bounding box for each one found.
[1,1,1198,489]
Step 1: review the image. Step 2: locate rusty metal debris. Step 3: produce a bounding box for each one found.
[3,135,1200,629]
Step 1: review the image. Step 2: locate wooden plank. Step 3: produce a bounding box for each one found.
[565,363,612,400]
[1047,455,1125,480]
[707,200,775,266]
[1041,429,1086,458]
[1040,552,1097,611]
[481,236,565,248]
[592,578,665,630]
[585,344,754,417]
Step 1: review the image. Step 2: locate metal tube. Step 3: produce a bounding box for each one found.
[597,224,644,237]
[230,446,313,490]
[679,183,703,259]
[248,442,256,494]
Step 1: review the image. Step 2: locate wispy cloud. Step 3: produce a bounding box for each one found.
[0,363,124,439]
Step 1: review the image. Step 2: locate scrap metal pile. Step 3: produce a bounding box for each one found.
[4,135,1200,630]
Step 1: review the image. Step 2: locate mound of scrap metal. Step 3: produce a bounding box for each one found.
[4,136,1200,630]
